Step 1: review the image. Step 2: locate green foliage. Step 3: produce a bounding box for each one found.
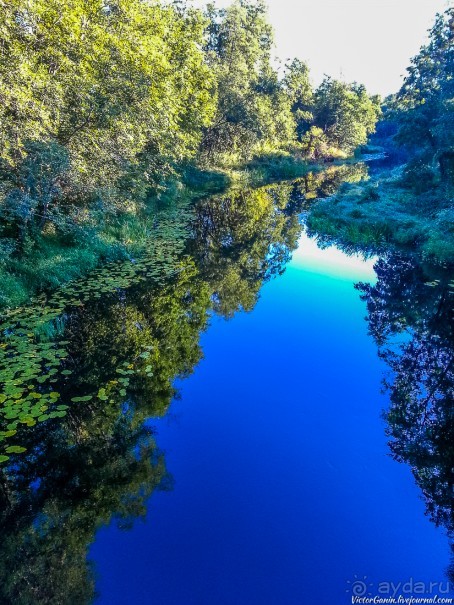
[199,2,380,165]
[300,126,331,160]
[0,0,380,311]
[400,156,439,193]
[283,59,314,142]
[237,152,313,184]
[312,78,381,156]
[0,0,215,241]
[308,8,454,264]
[180,164,231,194]
[307,166,454,262]
[200,0,296,162]
[0,140,70,240]
[393,8,454,183]
[0,0,215,182]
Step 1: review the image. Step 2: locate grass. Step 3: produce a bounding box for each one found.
[0,235,129,310]
[306,165,454,263]
[0,152,322,312]
[6,150,451,313]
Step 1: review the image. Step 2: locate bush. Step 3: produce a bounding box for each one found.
[400,158,439,194]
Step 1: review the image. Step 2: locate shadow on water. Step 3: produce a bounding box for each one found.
[0,161,452,602]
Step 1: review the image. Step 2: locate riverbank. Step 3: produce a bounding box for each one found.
[9,145,450,314]
[0,153,318,312]
[307,162,454,264]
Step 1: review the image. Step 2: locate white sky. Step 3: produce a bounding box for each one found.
[191,0,453,97]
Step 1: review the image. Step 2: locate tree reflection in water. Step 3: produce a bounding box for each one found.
[0,163,418,603]
[356,255,454,578]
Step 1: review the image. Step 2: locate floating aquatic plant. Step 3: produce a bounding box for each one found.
[0,235,186,463]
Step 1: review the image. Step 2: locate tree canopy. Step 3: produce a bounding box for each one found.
[0,0,380,270]
[393,8,454,182]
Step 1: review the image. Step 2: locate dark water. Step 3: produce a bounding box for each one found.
[0,163,452,604]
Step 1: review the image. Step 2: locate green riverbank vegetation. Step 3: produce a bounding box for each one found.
[307,7,454,264]
[0,0,380,310]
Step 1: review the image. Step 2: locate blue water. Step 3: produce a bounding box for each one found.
[90,235,450,604]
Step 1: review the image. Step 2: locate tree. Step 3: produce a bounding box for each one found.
[313,78,381,156]
[200,0,295,162]
[0,0,216,233]
[394,8,454,182]
[283,58,314,142]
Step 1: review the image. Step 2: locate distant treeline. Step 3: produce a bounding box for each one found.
[0,0,380,253]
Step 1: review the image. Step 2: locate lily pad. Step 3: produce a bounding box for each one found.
[5,446,26,454]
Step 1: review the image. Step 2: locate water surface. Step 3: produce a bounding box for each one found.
[0,164,452,604]
[91,233,451,604]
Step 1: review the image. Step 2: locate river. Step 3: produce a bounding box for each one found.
[0,164,452,604]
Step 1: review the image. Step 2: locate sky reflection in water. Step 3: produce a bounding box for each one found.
[91,231,450,605]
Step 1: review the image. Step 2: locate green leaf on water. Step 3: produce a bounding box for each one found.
[97,388,108,401]
[5,446,26,454]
